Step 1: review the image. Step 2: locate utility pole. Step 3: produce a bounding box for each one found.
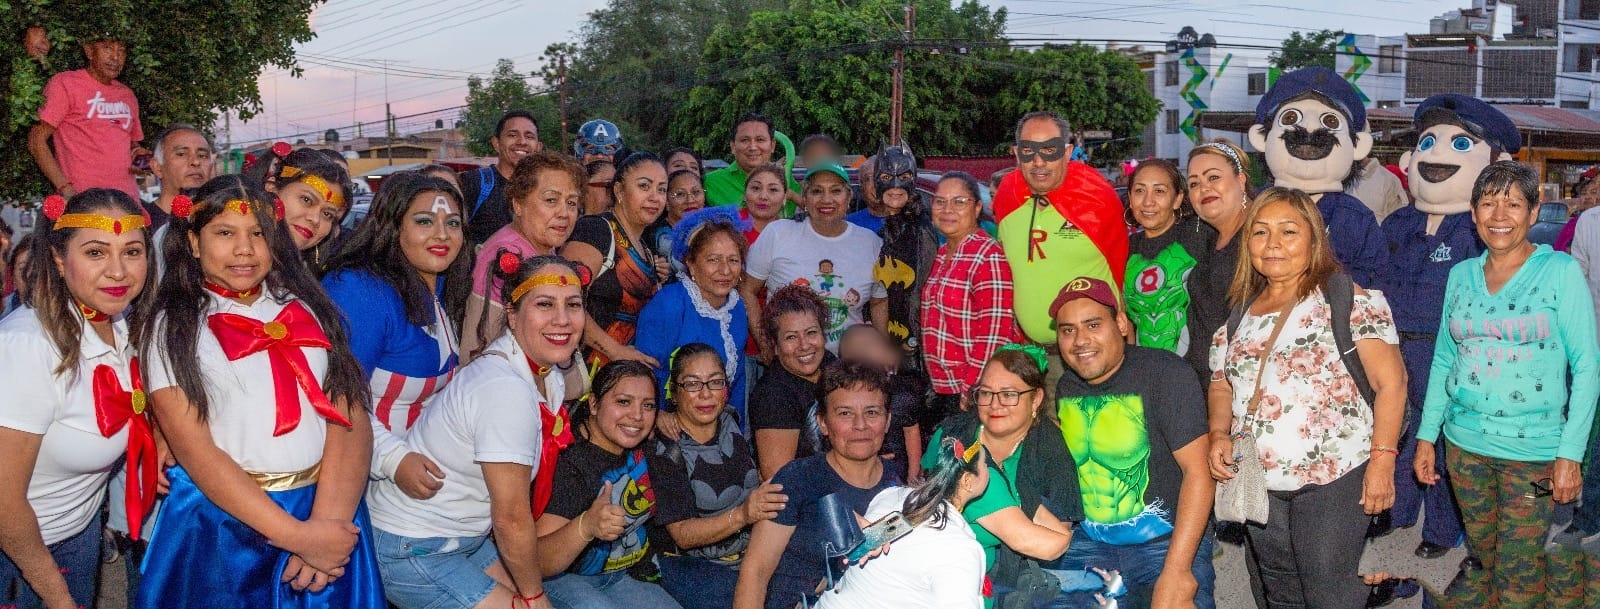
[890,2,914,146]
[558,54,570,153]
[386,103,394,166]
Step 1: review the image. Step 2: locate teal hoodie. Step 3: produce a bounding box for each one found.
[1417,245,1600,462]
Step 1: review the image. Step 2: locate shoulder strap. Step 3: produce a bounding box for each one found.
[1324,272,1378,409]
[598,216,619,278]
[471,167,496,218]
[1246,300,1295,416]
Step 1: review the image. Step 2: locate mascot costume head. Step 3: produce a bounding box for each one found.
[1400,94,1521,216]
[1248,67,1373,193]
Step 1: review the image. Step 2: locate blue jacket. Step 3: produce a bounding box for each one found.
[1378,206,1482,335]
[1318,191,1388,289]
[635,281,750,422]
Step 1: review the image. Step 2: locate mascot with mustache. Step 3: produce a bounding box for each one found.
[1248,67,1388,287]
[1373,95,1520,600]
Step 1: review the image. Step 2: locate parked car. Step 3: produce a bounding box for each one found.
[1528,201,1569,245]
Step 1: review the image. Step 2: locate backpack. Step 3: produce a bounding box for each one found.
[471,166,497,218]
[1224,272,1377,408]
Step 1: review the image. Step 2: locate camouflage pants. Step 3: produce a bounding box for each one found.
[1439,443,1587,609]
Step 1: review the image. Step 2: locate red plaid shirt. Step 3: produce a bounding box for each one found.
[920,232,1023,395]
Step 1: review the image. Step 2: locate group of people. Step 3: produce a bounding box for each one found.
[2,34,1598,609]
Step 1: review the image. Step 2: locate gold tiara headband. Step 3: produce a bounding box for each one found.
[43,195,148,235]
[279,166,346,208]
[171,195,285,221]
[509,273,583,305]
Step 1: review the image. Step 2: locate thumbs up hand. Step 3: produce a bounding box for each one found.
[582,480,628,542]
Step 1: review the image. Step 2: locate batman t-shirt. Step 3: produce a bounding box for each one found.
[873,211,939,366]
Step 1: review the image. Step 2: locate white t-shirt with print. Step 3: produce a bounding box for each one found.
[746,218,886,352]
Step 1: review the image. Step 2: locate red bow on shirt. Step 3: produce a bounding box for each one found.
[531,401,574,519]
[93,359,156,540]
[207,301,351,436]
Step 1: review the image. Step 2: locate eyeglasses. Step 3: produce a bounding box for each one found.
[1528,477,1554,499]
[675,378,729,393]
[669,188,705,200]
[970,388,1039,406]
[931,196,974,210]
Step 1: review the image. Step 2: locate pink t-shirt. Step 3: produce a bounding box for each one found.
[472,225,546,302]
[38,69,142,198]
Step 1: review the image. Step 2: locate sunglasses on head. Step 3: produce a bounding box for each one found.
[1017,137,1068,163]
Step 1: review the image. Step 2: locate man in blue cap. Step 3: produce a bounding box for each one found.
[1248,66,1388,288]
[575,118,623,164]
[1371,93,1520,605]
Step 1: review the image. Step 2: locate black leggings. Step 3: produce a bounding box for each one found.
[1247,462,1371,609]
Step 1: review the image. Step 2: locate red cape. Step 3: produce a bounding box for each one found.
[994,162,1129,289]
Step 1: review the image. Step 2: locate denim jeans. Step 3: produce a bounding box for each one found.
[1043,527,1216,609]
[0,515,101,609]
[544,569,684,609]
[657,554,738,609]
[371,527,500,609]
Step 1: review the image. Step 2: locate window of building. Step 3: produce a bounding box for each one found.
[1379,45,1402,73]
[1569,0,1600,20]
[1248,72,1267,95]
[1561,99,1590,108]
[1165,109,1180,134]
[1564,44,1600,72]
[1165,60,1179,86]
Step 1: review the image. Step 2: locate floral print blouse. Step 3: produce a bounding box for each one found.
[1209,288,1399,491]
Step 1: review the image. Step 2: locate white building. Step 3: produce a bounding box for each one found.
[1137,28,1277,162]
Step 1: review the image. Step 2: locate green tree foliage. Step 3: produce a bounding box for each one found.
[460,59,561,156]
[987,45,1160,160]
[0,0,322,199]
[1271,29,1348,71]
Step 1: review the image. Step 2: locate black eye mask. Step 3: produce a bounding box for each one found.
[1017,138,1068,163]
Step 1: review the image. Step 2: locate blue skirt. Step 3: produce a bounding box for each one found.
[136,466,386,608]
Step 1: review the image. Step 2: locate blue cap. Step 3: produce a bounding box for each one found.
[1254,67,1367,132]
[1415,94,1522,154]
[575,119,622,156]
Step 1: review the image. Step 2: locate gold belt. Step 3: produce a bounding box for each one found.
[249,463,321,491]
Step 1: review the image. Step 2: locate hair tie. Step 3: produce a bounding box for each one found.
[271,141,292,157]
[42,194,67,220]
[171,195,194,218]
[498,251,522,275]
[996,343,1049,374]
[951,437,982,464]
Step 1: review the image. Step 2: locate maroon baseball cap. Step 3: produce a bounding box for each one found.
[1049,276,1119,319]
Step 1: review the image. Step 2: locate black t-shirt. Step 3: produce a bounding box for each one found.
[748,352,837,461]
[650,411,761,563]
[461,166,512,246]
[880,372,923,481]
[1187,232,1238,381]
[141,199,171,234]
[1055,345,1208,545]
[569,212,661,330]
[766,454,900,609]
[542,439,661,575]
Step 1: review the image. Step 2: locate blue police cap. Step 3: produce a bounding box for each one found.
[1414,94,1522,154]
[1254,66,1367,132]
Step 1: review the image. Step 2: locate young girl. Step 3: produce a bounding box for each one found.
[137,175,382,607]
[0,189,154,608]
[246,142,352,266]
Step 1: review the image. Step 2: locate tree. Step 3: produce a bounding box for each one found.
[459,59,561,157]
[986,45,1161,160]
[1271,29,1348,71]
[0,0,322,199]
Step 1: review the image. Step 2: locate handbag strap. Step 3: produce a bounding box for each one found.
[1245,300,1296,418]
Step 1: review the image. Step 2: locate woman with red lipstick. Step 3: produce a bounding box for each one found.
[1184,140,1253,382]
[747,285,837,480]
[536,360,681,609]
[321,172,470,502]
[246,144,351,266]
[566,151,667,369]
[136,175,382,608]
[0,189,154,609]
[365,254,584,609]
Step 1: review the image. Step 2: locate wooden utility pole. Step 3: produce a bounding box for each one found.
[890,2,914,145]
[558,55,570,153]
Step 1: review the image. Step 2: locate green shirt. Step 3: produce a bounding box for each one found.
[997,200,1117,343]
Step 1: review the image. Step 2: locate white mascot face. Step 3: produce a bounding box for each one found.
[1399,121,1495,216]
[1248,96,1373,193]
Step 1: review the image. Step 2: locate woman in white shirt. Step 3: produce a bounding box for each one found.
[0,189,154,609]
[136,175,382,608]
[815,437,990,609]
[366,254,586,609]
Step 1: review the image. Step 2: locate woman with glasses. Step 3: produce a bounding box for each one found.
[650,343,786,609]
[924,345,1083,609]
[648,169,708,282]
[921,171,1024,436]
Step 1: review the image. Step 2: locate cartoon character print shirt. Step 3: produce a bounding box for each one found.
[746,219,885,352]
[1056,346,1209,546]
[1123,216,1214,356]
[545,439,659,575]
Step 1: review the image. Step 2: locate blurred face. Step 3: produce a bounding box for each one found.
[492,117,541,168]
[189,210,271,294]
[666,152,700,176]
[613,162,667,229]
[512,169,581,252]
[1187,153,1248,231]
[83,40,125,83]
[505,263,584,368]
[1015,118,1071,194]
[667,173,706,224]
[399,191,463,284]
[673,353,729,428]
[931,178,981,239]
[972,361,1043,439]
[54,211,147,316]
[588,375,658,454]
[278,180,340,250]
[1128,167,1182,235]
[774,311,825,380]
[1054,299,1129,386]
[155,130,214,192]
[1474,187,1536,254]
[819,386,889,462]
[839,330,898,371]
[586,164,615,213]
[1247,200,1313,284]
[745,172,786,221]
[687,232,742,304]
[803,173,850,226]
[732,121,775,172]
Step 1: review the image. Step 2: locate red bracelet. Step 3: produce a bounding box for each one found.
[1372,446,1400,458]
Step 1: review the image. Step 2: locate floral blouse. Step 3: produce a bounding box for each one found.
[1209,288,1399,491]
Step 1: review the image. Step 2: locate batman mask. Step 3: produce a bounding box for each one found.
[876,146,918,197]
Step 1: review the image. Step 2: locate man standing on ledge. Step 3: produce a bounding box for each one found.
[993,111,1129,344]
[29,32,146,200]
